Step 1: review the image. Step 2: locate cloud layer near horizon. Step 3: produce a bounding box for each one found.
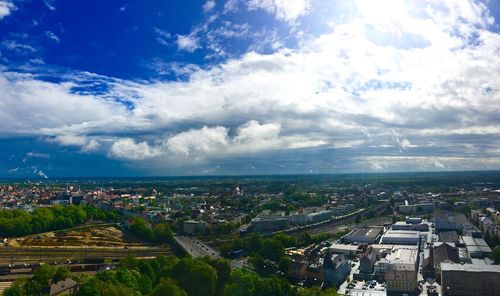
[2,0,500,176]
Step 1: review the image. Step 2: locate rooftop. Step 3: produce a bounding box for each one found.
[441,262,500,273]
[348,227,384,239]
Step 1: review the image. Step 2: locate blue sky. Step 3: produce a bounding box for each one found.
[1,0,500,178]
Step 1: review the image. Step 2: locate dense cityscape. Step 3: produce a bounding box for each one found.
[0,172,498,295]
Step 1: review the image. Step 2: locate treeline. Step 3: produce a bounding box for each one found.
[5,265,72,296]
[0,205,121,237]
[5,256,338,296]
[128,217,174,243]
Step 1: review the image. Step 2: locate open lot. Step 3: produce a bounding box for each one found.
[5,224,145,248]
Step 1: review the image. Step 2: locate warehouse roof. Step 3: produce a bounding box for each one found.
[441,262,500,272]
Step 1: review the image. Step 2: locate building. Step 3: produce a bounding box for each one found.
[308,210,333,224]
[405,217,422,224]
[322,254,351,288]
[250,211,290,233]
[359,245,376,274]
[331,204,355,216]
[288,260,307,281]
[380,230,420,245]
[438,231,459,243]
[392,221,429,232]
[461,236,491,258]
[441,263,500,296]
[49,278,79,296]
[384,246,419,294]
[344,227,383,244]
[399,203,435,214]
[290,213,309,226]
[327,243,359,257]
[422,242,460,280]
[435,212,470,233]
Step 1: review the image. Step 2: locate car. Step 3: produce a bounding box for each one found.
[362,287,367,290]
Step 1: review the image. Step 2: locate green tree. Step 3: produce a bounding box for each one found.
[171,258,218,296]
[152,278,187,296]
[261,238,285,262]
[52,266,71,284]
[491,246,500,263]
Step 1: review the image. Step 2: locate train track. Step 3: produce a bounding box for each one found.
[0,246,173,264]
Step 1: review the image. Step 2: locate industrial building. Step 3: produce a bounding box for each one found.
[461,235,492,258]
[438,230,459,243]
[392,221,429,232]
[380,230,420,245]
[441,263,500,296]
[343,227,383,244]
[327,243,359,257]
[422,242,460,280]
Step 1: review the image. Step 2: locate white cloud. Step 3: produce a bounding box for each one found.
[166,126,229,158]
[224,0,238,13]
[203,0,216,13]
[109,138,162,160]
[49,134,101,152]
[45,31,60,43]
[176,33,200,52]
[247,0,311,23]
[0,0,15,19]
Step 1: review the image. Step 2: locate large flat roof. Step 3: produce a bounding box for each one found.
[383,230,420,238]
[441,262,500,273]
[348,227,383,239]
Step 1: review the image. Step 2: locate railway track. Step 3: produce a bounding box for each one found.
[0,246,173,264]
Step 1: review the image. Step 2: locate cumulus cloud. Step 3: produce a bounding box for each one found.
[109,138,162,160]
[0,0,14,19]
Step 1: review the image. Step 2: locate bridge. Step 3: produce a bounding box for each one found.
[174,236,221,259]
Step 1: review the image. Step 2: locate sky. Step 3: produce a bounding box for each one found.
[1,0,500,178]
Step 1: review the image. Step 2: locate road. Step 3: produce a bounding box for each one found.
[174,236,221,259]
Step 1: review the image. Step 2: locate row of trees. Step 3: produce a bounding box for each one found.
[0,205,121,237]
[5,264,72,296]
[128,217,174,243]
[5,256,338,296]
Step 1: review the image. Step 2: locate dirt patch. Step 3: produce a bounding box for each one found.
[8,225,146,247]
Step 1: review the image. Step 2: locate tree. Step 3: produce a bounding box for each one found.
[152,278,187,296]
[204,258,231,296]
[261,239,285,262]
[355,214,361,224]
[52,266,71,284]
[171,258,218,296]
[491,246,500,263]
[223,270,256,296]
